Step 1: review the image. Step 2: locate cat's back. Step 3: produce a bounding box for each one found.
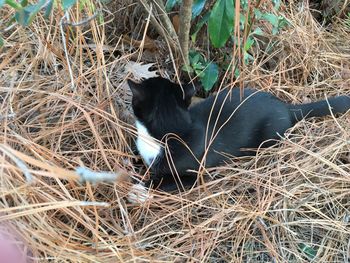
[189,87,277,119]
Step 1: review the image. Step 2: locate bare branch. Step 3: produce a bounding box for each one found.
[60,11,75,90]
[178,0,193,68]
[62,10,101,27]
[152,0,178,40]
[138,0,179,51]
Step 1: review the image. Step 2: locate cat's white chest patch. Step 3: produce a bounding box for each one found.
[135,120,161,166]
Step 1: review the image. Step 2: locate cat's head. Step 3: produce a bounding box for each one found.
[128,77,195,137]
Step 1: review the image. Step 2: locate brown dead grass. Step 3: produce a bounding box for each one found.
[0,1,350,262]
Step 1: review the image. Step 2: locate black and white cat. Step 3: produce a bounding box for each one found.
[127,77,350,201]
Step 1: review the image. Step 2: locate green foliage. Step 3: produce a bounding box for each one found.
[187,50,218,91]
[44,0,54,18]
[4,0,22,9]
[200,62,219,91]
[15,0,46,26]
[298,243,317,259]
[192,0,206,19]
[20,0,28,7]
[165,0,180,12]
[0,0,85,47]
[62,0,78,11]
[207,0,289,50]
[208,0,234,48]
[345,12,350,28]
[191,11,209,42]
[167,0,289,91]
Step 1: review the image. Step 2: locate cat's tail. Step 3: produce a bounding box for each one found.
[288,95,350,123]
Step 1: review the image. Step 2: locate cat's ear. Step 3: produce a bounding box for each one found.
[180,83,196,107]
[182,83,196,100]
[128,79,145,101]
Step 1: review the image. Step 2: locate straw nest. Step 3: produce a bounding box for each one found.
[1,1,350,262]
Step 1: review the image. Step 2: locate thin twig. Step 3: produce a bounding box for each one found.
[60,11,75,90]
[0,145,33,184]
[2,23,17,33]
[62,10,101,27]
[138,0,178,51]
[152,0,178,40]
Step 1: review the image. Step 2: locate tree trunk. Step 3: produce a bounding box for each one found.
[178,0,193,68]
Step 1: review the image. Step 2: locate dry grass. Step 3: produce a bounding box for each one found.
[1,1,350,262]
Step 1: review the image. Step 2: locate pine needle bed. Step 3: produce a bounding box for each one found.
[1,2,349,262]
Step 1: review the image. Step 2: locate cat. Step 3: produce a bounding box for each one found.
[127,77,350,198]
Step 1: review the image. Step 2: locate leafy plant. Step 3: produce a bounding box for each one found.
[345,12,350,28]
[0,0,79,46]
[168,0,290,91]
[208,0,234,48]
[187,50,218,91]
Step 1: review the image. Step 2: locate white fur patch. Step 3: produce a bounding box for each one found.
[135,120,161,166]
[127,183,151,204]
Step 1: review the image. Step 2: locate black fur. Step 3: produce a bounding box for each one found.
[128,77,350,191]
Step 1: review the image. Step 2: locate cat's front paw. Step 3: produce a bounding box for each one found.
[127,183,152,204]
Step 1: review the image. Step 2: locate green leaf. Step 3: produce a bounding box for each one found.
[62,0,77,11]
[15,0,46,26]
[234,67,240,78]
[239,12,246,30]
[189,50,206,72]
[181,64,194,74]
[191,11,210,42]
[189,51,201,66]
[0,0,5,8]
[97,13,104,24]
[298,243,317,259]
[20,0,28,7]
[5,0,23,9]
[254,8,262,20]
[272,27,278,35]
[192,0,206,19]
[262,13,279,27]
[79,0,95,12]
[44,0,54,18]
[208,0,234,48]
[243,51,253,64]
[0,35,4,47]
[14,9,29,25]
[272,0,281,10]
[244,36,254,51]
[278,16,290,29]
[165,0,180,12]
[252,27,263,36]
[241,0,248,11]
[199,62,219,91]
